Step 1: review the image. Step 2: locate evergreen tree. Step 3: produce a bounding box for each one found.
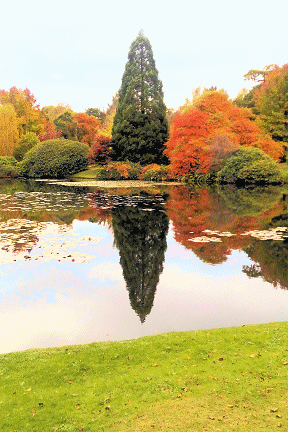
[112,31,169,165]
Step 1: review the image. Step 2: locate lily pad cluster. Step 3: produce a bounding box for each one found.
[188,227,288,243]
[0,219,101,264]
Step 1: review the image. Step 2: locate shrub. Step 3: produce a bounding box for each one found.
[141,164,173,181]
[97,161,142,180]
[0,156,19,177]
[217,147,282,184]
[14,132,40,161]
[19,139,89,178]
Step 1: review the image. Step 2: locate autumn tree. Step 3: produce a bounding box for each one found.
[112,31,169,164]
[73,112,101,145]
[165,90,283,176]
[0,104,19,156]
[0,87,44,136]
[39,120,62,142]
[87,135,112,165]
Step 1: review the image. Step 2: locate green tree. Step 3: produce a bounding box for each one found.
[112,31,169,165]
[112,194,169,322]
[85,108,106,123]
[233,86,260,115]
[14,132,39,161]
[54,111,78,140]
[255,64,288,147]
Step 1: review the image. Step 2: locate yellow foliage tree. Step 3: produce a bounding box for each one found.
[0,104,19,156]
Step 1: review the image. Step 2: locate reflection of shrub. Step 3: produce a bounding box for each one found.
[217,147,282,184]
[19,139,89,178]
[217,184,282,216]
[97,161,142,180]
[141,164,173,181]
[14,132,40,161]
[0,156,19,177]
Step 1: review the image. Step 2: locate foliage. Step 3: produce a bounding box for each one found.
[14,132,40,161]
[42,103,71,123]
[73,112,101,145]
[87,135,113,165]
[0,86,44,135]
[165,90,283,177]
[233,86,260,115]
[217,147,282,184]
[85,107,106,123]
[112,31,169,164]
[0,104,19,156]
[39,120,62,142]
[53,111,78,140]
[19,139,89,178]
[0,156,19,177]
[141,163,173,181]
[243,64,276,83]
[255,64,288,147]
[97,161,142,180]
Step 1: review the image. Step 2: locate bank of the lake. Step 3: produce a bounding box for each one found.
[1,322,288,431]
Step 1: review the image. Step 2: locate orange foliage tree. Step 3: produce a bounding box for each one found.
[165,90,283,176]
[73,112,101,145]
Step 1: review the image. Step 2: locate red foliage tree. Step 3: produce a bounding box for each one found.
[87,135,113,165]
[39,120,62,142]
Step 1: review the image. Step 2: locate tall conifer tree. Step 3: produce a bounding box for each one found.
[112,31,169,164]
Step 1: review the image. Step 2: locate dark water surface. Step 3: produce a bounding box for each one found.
[1,179,288,354]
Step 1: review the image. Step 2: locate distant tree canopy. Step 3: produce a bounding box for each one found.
[112,31,169,165]
[54,111,78,140]
[254,64,288,147]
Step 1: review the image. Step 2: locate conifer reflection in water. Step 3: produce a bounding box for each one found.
[111,194,169,323]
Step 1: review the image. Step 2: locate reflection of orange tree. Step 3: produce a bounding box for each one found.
[76,206,112,227]
[166,185,284,265]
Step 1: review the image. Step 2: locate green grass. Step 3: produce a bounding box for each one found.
[72,166,102,179]
[1,322,288,431]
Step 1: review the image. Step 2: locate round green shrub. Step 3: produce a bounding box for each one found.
[14,132,40,161]
[19,139,89,178]
[217,147,282,185]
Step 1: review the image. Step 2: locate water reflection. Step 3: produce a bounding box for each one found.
[1,180,288,353]
[112,194,169,322]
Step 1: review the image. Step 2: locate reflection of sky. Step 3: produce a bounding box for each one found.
[1,221,288,355]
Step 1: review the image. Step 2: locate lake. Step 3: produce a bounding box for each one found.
[1,179,288,354]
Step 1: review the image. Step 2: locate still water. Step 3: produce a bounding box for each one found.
[1,179,288,354]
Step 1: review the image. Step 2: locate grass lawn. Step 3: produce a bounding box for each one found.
[72,166,102,179]
[1,322,288,431]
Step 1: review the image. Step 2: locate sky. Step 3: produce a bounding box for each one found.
[0,0,287,112]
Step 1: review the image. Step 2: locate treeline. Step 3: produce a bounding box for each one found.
[0,31,287,183]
